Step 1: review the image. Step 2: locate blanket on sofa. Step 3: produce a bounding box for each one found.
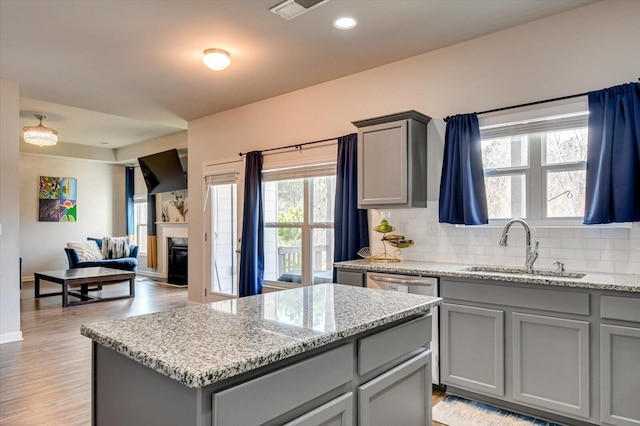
[102,236,130,259]
[66,240,103,261]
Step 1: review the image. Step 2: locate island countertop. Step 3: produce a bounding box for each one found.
[81,283,441,389]
[334,259,640,292]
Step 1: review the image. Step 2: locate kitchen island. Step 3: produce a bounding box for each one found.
[81,283,441,426]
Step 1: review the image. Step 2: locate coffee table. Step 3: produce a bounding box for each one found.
[34,267,135,307]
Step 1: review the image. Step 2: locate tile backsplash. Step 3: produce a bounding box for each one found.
[369,206,640,275]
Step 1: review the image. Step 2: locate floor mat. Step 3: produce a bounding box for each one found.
[432,395,562,426]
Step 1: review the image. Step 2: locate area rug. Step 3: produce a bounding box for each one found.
[432,395,561,426]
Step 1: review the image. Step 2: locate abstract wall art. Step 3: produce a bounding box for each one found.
[39,176,78,222]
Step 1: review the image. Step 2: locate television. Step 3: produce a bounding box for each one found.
[138,149,187,194]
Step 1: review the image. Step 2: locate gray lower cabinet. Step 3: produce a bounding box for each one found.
[336,269,365,287]
[440,277,640,425]
[600,294,640,426]
[212,314,433,426]
[512,312,590,419]
[358,350,432,426]
[284,393,353,426]
[440,303,505,396]
[212,344,353,426]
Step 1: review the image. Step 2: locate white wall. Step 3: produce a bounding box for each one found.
[0,79,22,343]
[19,154,126,277]
[187,1,640,302]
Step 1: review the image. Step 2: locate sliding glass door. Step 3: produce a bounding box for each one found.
[204,168,241,301]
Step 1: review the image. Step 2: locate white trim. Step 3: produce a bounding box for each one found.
[263,162,336,181]
[0,331,24,344]
[478,98,588,128]
[202,157,243,176]
[263,153,337,170]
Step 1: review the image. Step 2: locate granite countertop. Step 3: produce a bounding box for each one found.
[335,259,640,293]
[81,283,440,389]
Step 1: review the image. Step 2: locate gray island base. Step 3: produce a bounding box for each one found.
[82,284,441,426]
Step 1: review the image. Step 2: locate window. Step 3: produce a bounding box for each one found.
[134,196,148,253]
[480,104,588,223]
[263,164,336,286]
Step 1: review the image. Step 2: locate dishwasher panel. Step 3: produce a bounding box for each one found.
[366,272,440,385]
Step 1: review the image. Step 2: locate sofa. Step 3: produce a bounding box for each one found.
[65,237,139,273]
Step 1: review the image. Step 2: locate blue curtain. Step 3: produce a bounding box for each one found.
[439,113,488,225]
[584,83,640,224]
[125,167,135,237]
[239,151,264,297]
[333,133,369,281]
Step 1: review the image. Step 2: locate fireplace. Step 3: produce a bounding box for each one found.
[167,237,188,286]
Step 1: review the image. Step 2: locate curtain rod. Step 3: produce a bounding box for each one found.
[443,91,587,123]
[444,78,640,123]
[238,136,340,157]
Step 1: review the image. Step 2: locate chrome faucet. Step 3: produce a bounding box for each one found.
[499,218,539,272]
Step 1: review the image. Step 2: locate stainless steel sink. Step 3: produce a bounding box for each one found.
[463,266,586,279]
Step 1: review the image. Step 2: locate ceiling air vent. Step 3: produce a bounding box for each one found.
[270,0,330,20]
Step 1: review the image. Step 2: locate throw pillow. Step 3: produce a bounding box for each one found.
[67,240,103,261]
[102,236,131,259]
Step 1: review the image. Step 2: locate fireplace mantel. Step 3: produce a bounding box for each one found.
[157,223,188,279]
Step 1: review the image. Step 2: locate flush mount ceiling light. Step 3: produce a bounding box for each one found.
[202,48,231,71]
[334,17,357,29]
[23,115,58,147]
[270,0,330,20]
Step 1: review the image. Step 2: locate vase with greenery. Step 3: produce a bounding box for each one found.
[170,191,188,222]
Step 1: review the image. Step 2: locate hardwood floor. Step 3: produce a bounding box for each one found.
[1,279,447,425]
[0,278,188,425]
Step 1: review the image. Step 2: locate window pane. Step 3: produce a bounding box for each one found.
[311,176,336,223]
[485,174,526,219]
[210,183,237,296]
[135,203,147,226]
[312,228,334,284]
[481,136,529,169]
[137,225,148,253]
[544,128,587,165]
[264,227,302,284]
[546,170,586,218]
[264,179,303,223]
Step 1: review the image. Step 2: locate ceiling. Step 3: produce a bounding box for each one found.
[1,0,597,148]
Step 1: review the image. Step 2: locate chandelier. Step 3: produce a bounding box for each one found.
[23,115,58,147]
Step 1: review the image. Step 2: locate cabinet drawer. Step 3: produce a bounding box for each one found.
[283,392,353,426]
[358,314,431,376]
[212,344,353,426]
[442,279,590,315]
[358,350,431,426]
[601,296,640,323]
[336,270,364,287]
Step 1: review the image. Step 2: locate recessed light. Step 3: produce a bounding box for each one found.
[334,17,357,30]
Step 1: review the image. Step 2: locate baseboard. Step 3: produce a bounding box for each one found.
[22,275,34,283]
[137,271,164,280]
[0,331,24,344]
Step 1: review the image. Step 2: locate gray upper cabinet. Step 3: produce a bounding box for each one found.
[353,111,431,208]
